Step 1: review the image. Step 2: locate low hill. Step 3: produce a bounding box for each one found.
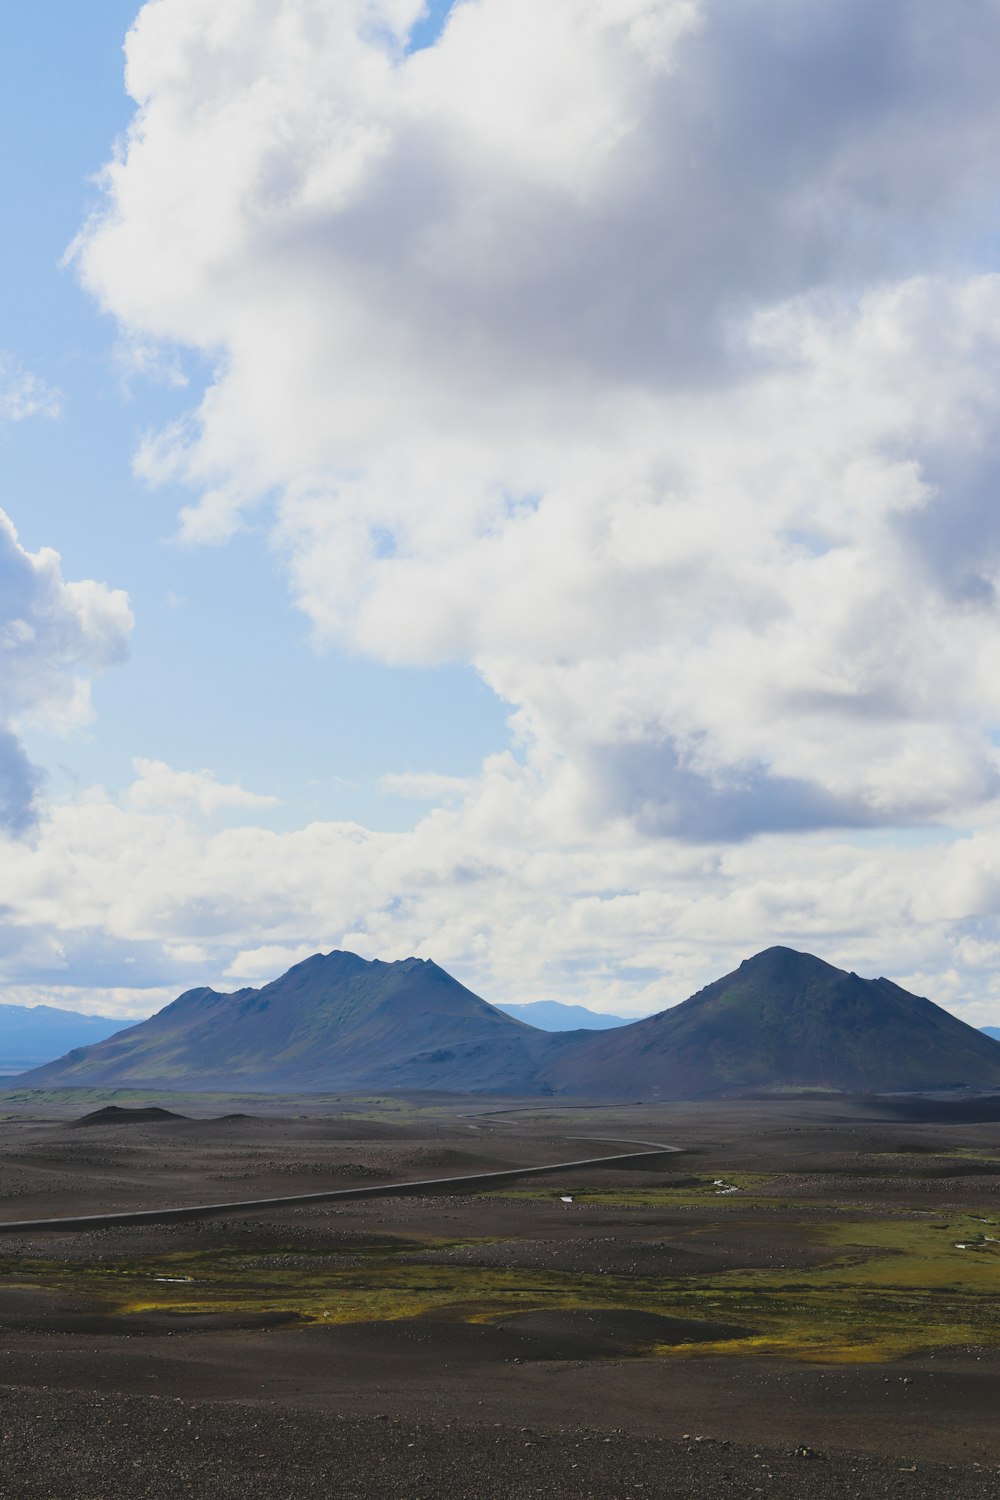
[18,952,566,1093]
[543,947,1000,1098]
[72,1105,190,1127]
[493,1000,635,1031]
[0,1003,128,1074]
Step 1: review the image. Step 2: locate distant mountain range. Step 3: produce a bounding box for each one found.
[494,1000,634,1030]
[983,1027,1000,1041]
[18,946,1000,1099]
[0,1004,126,1075]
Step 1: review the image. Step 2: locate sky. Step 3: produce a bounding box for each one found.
[3,0,1000,1025]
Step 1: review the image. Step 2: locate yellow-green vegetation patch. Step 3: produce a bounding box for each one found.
[935,1149,1000,1167]
[0,1243,668,1332]
[478,1173,838,1211]
[671,1211,1000,1363]
[3,1209,1000,1364]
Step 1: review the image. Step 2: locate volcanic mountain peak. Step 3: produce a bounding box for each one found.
[674,944,925,1023]
[20,947,556,1093]
[546,945,1000,1098]
[726,945,881,994]
[282,949,418,981]
[737,945,840,976]
[159,952,458,1028]
[251,950,448,996]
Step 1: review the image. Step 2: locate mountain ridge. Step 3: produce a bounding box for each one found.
[19,951,564,1094]
[18,945,1000,1099]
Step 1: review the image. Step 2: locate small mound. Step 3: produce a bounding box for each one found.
[71,1105,190,1128]
[494,1307,752,1359]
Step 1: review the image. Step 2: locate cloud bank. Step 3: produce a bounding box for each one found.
[10,0,999,1016]
[4,759,1000,1024]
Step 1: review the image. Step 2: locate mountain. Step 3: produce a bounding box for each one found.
[493,1000,635,1031]
[983,1027,1000,1041]
[544,947,1000,1099]
[0,1004,128,1074]
[20,946,1000,1100]
[18,951,567,1093]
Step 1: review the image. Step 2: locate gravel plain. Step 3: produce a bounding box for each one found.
[1,1093,999,1498]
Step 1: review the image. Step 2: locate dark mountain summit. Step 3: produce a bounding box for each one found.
[18,946,1000,1099]
[544,946,1000,1098]
[19,951,565,1093]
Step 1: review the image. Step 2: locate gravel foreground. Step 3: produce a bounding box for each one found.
[3,1097,1000,1497]
[1,1387,998,1500]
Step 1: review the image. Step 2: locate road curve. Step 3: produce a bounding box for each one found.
[0,1137,680,1234]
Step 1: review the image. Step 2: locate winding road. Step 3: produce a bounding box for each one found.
[0,1136,680,1234]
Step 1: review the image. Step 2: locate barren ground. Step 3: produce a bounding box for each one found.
[1,1090,999,1497]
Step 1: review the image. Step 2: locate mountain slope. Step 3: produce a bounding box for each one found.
[0,1004,128,1073]
[543,947,1000,1099]
[18,951,566,1093]
[493,1000,635,1031]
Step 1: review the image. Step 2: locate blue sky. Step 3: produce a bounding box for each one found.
[3,1,1000,1025]
[2,0,503,834]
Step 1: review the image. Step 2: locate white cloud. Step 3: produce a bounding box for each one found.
[73,0,1000,844]
[224,942,323,982]
[27,0,1000,1016]
[0,511,133,833]
[0,355,61,424]
[127,757,279,816]
[2,762,1000,1022]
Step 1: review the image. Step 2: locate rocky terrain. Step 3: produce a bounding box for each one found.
[1,1092,999,1495]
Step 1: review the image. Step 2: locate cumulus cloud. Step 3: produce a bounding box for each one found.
[72,0,1000,848]
[224,942,324,982]
[22,0,1000,1017]
[0,510,132,833]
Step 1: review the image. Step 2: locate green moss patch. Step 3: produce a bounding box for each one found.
[479,1173,824,1211]
[4,1204,1000,1363]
